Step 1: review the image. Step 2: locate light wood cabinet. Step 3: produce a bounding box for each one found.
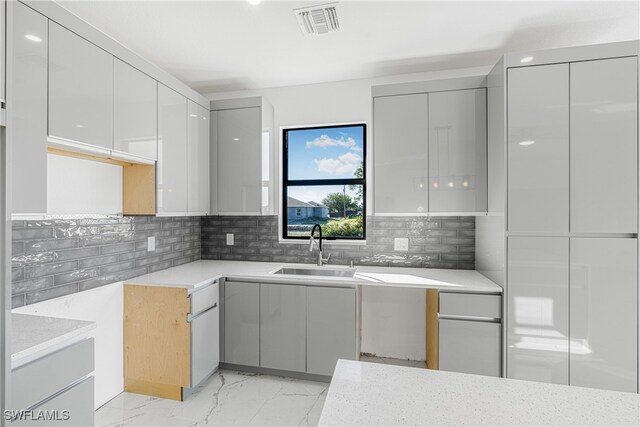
[123,283,219,401]
[49,21,113,150]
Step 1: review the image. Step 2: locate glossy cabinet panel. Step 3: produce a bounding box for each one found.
[507,236,569,385]
[49,21,113,149]
[113,58,157,161]
[217,107,262,214]
[569,238,637,392]
[11,2,48,215]
[209,111,218,215]
[260,283,306,372]
[157,84,187,214]
[507,64,569,233]
[439,319,501,377]
[428,89,487,213]
[224,281,260,367]
[190,305,219,387]
[374,94,429,213]
[570,58,638,233]
[307,286,357,376]
[187,101,210,214]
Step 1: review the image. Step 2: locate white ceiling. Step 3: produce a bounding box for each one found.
[55,0,639,93]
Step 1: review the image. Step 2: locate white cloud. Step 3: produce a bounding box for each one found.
[305,135,360,151]
[315,152,362,175]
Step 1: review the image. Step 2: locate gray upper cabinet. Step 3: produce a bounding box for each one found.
[113,58,158,161]
[260,283,306,372]
[224,281,260,367]
[157,84,188,214]
[306,286,357,376]
[570,57,638,234]
[209,110,218,215]
[11,2,48,216]
[187,100,210,215]
[428,89,487,213]
[217,107,262,214]
[507,64,569,233]
[49,21,113,150]
[1,0,6,104]
[374,93,429,214]
[569,238,637,393]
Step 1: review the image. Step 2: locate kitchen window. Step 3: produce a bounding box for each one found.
[282,123,366,240]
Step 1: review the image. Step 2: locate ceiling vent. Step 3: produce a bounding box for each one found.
[294,3,341,36]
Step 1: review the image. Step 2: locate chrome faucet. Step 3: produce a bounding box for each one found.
[309,224,330,266]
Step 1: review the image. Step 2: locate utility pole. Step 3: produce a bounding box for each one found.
[343,185,346,218]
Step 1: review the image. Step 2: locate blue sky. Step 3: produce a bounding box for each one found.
[287,126,364,181]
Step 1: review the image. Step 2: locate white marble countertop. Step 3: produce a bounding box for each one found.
[125,260,502,294]
[11,313,96,368]
[318,360,640,426]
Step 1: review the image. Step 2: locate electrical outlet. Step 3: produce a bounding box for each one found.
[226,233,234,246]
[394,237,409,252]
[147,236,155,252]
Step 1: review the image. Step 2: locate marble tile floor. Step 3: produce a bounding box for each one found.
[359,355,427,369]
[95,369,328,427]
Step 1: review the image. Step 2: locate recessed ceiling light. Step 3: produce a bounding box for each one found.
[247,0,261,5]
[75,124,84,128]
[189,114,198,117]
[519,140,535,146]
[25,34,42,43]
[520,56,533,63]
[233,138,240,141]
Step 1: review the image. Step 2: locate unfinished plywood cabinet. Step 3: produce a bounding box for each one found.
[47,147,157,216]
[124,283,220,401]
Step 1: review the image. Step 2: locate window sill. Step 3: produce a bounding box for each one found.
[278,239,368,246]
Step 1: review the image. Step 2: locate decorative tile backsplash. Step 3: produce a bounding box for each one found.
[11,214,474,308]
[201,216,475,269]
[11,216,201,308]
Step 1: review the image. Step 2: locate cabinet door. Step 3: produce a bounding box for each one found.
[373,94,428,213]
[217,107,261,214]
[157,84,187,214]
[11,2,48,215]
[187,100,209,214]
[13,377,95,427]
[224,281,260,366]
[507,236,569,385]
[439,319,501,377]
[209,111,218,215]
[428,89,487,213]
[49,21,113,149]
[260,283,306,372]
[507,64,569,233]
[113,58,157,161]
[190,305,219,387]
[570,58,638,233]
[570,238,637,392]
[307,286,356,376]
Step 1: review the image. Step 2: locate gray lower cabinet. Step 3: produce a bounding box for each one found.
[260,283,306,372]
[224,281,260,367]
[11,338,95,426]
[13,377,95,427]
[439,319,501,377]
[307,286,357,376]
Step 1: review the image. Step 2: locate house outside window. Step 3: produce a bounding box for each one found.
[282,123,366,240]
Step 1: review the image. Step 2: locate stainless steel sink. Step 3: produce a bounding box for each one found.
[273,267,356,278]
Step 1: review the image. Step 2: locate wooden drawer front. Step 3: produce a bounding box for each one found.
[439,293,501,319]
[13,376,95,426]
[190,282,218,316]
[12,339,94,411]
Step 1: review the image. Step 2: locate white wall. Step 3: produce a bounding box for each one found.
[13,282,123,409]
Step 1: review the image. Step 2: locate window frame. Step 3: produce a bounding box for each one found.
[282,123,367,241]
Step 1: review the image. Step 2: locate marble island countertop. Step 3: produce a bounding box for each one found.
[125,260,502,294]
[318,360,640,426]
[11,313,96,369]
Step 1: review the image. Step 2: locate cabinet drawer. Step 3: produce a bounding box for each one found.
[190,282,218,316]
[439,293,501,319]
[13,376,95,426]
[12,339,94,411]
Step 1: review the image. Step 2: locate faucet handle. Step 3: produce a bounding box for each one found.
[323,253,331,264]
